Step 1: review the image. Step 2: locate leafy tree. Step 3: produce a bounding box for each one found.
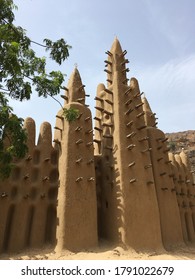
[0,0,73,179]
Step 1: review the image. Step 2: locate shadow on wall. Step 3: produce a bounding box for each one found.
[96,144,125,246]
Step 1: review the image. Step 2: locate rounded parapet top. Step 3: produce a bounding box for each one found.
[96,83,106,98]
[23,117,36,133]
[168,152,175,163]
[23,117,36,134]
[180,149,191,168]
[130,77,140,91]
[23,117,36,151]
[24,117,35,126]
[37,121,52,146]
[174,153,182,166]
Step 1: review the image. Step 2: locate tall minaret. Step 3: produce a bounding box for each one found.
[95,38,163,250]
[55,68,98,252]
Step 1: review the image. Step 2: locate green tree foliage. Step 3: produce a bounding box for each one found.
[0,0,72,179]
[63,108,79,122]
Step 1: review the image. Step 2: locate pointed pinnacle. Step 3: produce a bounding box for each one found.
[142,96,153,114]
[67,68,86,104]
[110,37,123,55]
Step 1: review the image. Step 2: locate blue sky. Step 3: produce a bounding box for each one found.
[10,0,195,137]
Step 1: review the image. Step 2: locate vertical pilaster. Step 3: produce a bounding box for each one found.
[147,128,184,249]
[55,68,98,252]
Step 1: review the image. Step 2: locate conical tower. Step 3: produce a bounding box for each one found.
[55,68,98,252]
[94,38,163,250]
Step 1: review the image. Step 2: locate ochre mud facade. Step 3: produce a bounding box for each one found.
[0,39,194,254]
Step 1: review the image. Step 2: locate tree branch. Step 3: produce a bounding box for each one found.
[2,18,55,50]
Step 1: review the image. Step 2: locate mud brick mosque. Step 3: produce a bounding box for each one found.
[0,38,195,254]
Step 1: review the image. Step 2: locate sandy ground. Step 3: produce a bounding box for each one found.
[1,242,195,260]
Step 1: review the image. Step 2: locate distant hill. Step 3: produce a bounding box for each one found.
[165,130,195,181]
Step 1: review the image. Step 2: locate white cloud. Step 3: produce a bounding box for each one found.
[134,54,195,132]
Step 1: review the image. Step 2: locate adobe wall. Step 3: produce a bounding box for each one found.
[0,118,58,253]
[147,127,184,249]
[180,151,195,238]
[172,152,195,243]
[168,152,189,243]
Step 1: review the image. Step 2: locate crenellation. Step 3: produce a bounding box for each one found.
[0,117,59,253]
[0,39,194,256]
[23,117,36,153]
